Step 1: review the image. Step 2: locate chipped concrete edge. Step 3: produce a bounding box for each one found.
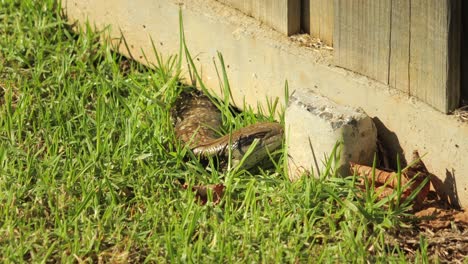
[286,90,377,180]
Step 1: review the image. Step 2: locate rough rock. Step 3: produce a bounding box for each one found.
[286,89,377,180]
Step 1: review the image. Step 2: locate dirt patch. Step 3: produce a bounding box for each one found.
[453,105,468,122]
[289,33,333,51]
[390,193,468,263]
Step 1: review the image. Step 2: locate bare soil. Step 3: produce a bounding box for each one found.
[391,192,468,263]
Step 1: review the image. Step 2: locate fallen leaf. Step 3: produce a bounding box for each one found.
[350,150,430,208]
[183,183,225,205]
[415,207,439,218]
[454,211,468,224]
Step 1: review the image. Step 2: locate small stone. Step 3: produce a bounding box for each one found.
[286,90,377,180]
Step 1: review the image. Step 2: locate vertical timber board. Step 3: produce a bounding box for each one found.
[254,0,301,36]
[461,0,468,105]
[286,0,302,35]
[334,0,391,84]
[217,0,300,35]
[409,0,460,112]
[389,0,410,92]
[309,0,334,45]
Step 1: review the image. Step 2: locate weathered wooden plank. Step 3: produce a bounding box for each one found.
[301,0,334,45]
[409,0,460,112]
[461,0,468,105]
[334,0,392,84]
[389,0,410,93]
[217,0,301,36]
[308,0,334,45]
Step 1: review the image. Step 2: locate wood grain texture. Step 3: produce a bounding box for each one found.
[461,0,468,105]
[334,0,392,84]
[217,0,300,35]
[409,0,460,112]
[389,0,410,92]
[309,0,334,45]
[219,0,461,112]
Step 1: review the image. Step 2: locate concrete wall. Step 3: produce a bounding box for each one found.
[63,0,468,207]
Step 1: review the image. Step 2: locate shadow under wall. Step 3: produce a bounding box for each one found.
[372,118,461,208]
[444,169,461,209]
[372,117,407,170]
[300,0,310,34]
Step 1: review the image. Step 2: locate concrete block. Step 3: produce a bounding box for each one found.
[286,90,377,180]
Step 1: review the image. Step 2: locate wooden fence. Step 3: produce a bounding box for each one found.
[462,0,468,105]
[216,0,465,113]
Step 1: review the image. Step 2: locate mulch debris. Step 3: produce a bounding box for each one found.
[389,193,468,263]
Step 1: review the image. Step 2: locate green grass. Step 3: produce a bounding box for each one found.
[0,1,430,262]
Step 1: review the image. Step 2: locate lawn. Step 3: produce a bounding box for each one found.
[0,0,430,262]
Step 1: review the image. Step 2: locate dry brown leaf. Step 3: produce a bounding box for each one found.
[350,163,403,187]
[415,205,468,231]
[415,207,440,218]
[350,150,430,208]
[183,183,225,205]
[454,211,468,224]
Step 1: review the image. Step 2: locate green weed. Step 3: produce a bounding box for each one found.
[0,1,429,262]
